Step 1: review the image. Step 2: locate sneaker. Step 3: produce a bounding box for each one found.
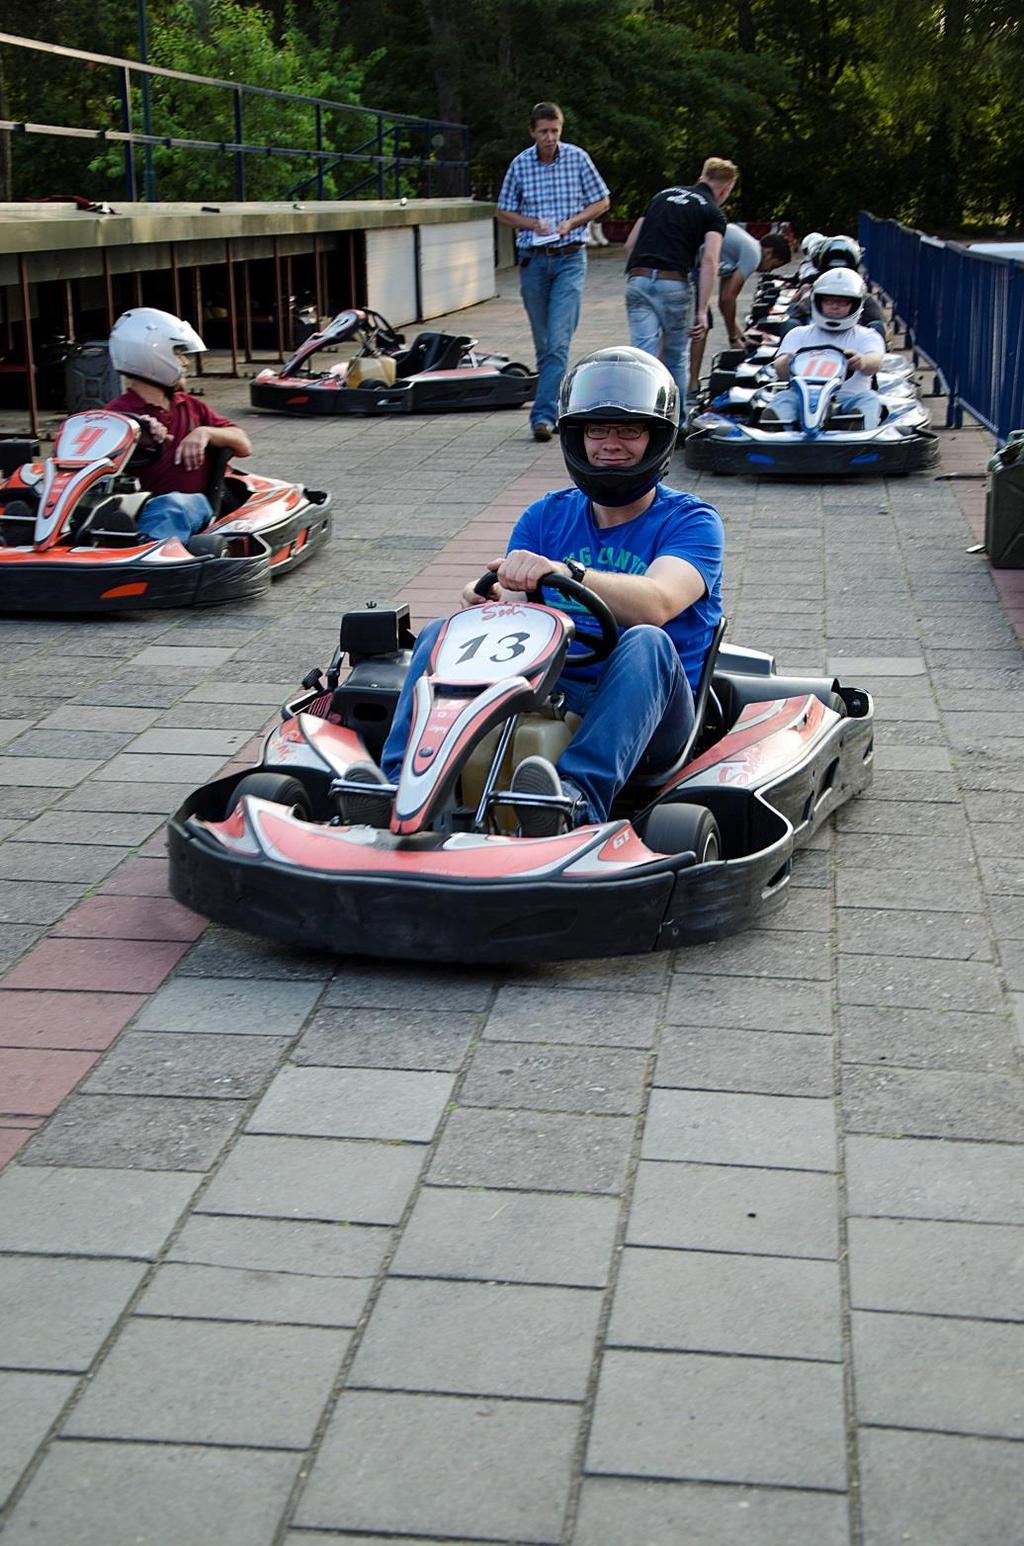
[341,761,392,827]
[532,421,554,443]
[510,755,568,837]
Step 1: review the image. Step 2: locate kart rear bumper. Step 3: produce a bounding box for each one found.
[683,427,940,477]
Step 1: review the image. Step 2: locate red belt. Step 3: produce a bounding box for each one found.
[629,266,686,280]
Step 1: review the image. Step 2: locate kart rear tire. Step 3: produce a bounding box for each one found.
[500,362,533,377]
[186,532,228,559]
[642,802,721,863]
[227,772,312,820]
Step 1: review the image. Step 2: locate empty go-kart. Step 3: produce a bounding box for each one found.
[169,572,874,963]
[684,344,938,477]
[0,409,331,613]
[249,307,536,416]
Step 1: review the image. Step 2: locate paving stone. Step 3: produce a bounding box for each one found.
[169,1213,391,1279]
[0,880,84,926]
[10,808,165,849]
[3,728,136,760]
[63,1317,347,1447]
[183,678,295,704]
[460,1041,648,1115]
[247,1065,453,1141]
[294,1007,478,1071]
[608,1245,841,1362]
[842,1065,1024,1142]
[0,1371,76,1504]
[136,1260,369,1327]
[322,964,496,1011]
[22,1094,248,1171]
[129,644,237,668]
[0,989,145,1050]
[0,842,126,884]
[627,1161,838,1259]
[852,1310,1024,1438]
[837,906,992,961]
[0,755,101,787]
[51,894,206,943]
[95,751,228,784]
[134,975,323,1035]
[586,1349,847,1488]
[429,1107,633,1194]
[391,1185,619,1287]
[37,704,162,731]
[0,1166,198,1257]
[0,1254,146,1371]
[858,1428,1024,1546]
[176,925,334,979]
[0,1046,100,1116]
[656,1025,834,1096]
[81,1032,291,1099]
[663,975,832,1034]
[482,985,660,1047]
[126,727,251,756]
[871,744,953,771]
[838,955,1003,1014]
[836,866,985,911]
[351,1277,601,1399]
[643,1088,836,1171]
[197,1135,423,1224]
[522,952,671,990]
[157,700,277,730]
[848,1217,1024,1320]
[753,887,832,932]
[846,1133,1024,1224]
[672,928,832,980]
[839,1005,1016,1073]
[57,779,195,813]
[573,1477,849,1546]
[0,1442,301,1546]
[98,856,172,896]
[3,936,189,993]
[295,1388,578,1542]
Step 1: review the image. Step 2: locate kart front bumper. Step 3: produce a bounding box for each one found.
[250,373,535,416]
[683,426,940,478]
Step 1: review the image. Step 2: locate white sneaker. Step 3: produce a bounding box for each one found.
[510,755,566,837]
[341,762,391,827]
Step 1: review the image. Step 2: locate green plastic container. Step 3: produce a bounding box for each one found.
[986,431,1024,568]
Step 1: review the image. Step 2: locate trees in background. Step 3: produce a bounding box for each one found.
[1,0,1021,230]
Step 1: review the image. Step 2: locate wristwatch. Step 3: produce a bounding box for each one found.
[563,558,587,583]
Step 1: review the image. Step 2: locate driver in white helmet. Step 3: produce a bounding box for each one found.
[764,268,885,429]
[350,348,724,836]
[105,308,252,544]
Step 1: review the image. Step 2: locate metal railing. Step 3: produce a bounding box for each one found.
[859,211,1024,443]
[0,31,470,203]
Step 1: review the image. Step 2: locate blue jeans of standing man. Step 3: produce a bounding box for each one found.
[380,618,695,824]
[519,247,587,428]
[625,274,694,401]
[138,492,213,544]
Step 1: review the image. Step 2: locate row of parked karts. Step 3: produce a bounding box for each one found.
[680,269,939,477]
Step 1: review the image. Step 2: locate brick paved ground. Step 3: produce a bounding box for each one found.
[0,251,1021,1545]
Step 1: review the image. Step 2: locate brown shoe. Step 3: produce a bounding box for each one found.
[532,422,554,443]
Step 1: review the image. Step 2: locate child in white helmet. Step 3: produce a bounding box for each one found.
[106,308,252,545]
[763,269,885,429]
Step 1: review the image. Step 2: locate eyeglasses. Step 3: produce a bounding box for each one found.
[583,423,647,441]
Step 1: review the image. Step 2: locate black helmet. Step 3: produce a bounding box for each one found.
[556,346,679,507]
[815,235,861,273]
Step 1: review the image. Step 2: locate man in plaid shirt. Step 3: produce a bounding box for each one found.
[497,102,610,441]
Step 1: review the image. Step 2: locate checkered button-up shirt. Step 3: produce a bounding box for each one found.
[498,142,610,251]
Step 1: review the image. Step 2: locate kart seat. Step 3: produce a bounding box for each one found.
[394,332,469,378]
[629,616,728,789]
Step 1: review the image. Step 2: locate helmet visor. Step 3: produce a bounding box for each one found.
[560,356,676,421]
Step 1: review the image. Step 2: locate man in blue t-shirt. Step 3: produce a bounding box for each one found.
[350,348,724,837]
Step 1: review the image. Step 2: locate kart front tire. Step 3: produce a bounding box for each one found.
[642,802,721,864]
[226,772,312,820]
[500,362,533,377]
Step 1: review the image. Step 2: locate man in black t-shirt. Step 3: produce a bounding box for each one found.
[623,157,736,403]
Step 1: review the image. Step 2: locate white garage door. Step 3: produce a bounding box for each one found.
[365,228,418,327]
[419,219,495,319]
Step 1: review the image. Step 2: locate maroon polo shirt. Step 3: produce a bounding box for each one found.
[105,386,235,495]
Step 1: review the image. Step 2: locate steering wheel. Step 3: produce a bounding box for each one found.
[123,414,164,469]
[472,568,619,666]
[357,310,404,356]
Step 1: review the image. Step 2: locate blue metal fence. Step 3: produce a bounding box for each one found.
[859,212,1024,442]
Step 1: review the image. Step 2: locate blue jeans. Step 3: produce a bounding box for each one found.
[519,247,587,428]
[138,492,213,543]
[770,387,882,430]
[625,274,694,401]
[380,619,695,824]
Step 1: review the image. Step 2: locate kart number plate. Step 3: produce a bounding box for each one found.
[793,350,845,381]
[435,606,562,685]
